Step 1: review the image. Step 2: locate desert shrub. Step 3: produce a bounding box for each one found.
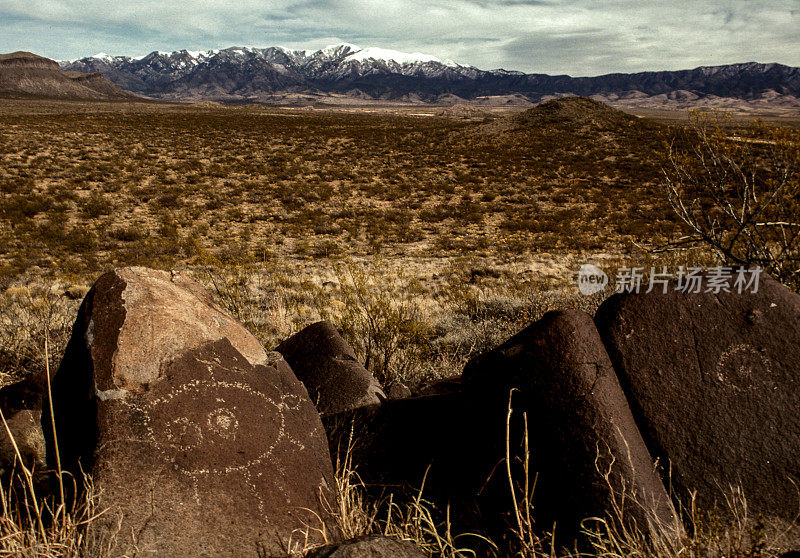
[317,261,435,386]
[2,194,48,221]
[64,226,98,254]
[662,113,800,290]
[80,190,113,218]
[0,284,75,381]
[195,255,303,349]
[311,239,342,258]
[107,225,149,242]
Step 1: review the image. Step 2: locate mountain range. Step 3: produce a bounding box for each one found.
[42,44,800,107]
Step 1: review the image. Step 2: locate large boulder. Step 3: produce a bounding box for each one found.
[595,272,800,520]
[462,310,680,539]
[306,535,428,557]
[277,321,384,416]
[46,267,336,557]
[330,311,679,552]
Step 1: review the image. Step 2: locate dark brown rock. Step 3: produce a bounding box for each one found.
[330,312,680,551]
[0,374,46,477]
[305,535,428,557]
[595,272,800,520]
[323,391,500,553]
[387,382,411,399]
[277,321,384,416]
[47,267,335,557]
[46,266,274,476]
[462,309,680,539]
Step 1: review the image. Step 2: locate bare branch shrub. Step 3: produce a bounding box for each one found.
[662,112,800,289]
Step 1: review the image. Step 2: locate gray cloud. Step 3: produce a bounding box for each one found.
[0,0,797,75]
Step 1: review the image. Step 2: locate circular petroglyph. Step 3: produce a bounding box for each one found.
[141,379,287,475]
[715,344,772,390]
[207,408,238,440]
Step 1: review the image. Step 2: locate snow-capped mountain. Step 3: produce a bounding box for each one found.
[59,44,800,103]
[61,44,478,99]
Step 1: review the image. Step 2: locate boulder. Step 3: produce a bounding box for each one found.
[0,374,46,478]
[387,383,411,399]
[46,267,336,557]
[277,321,384,416]
[462,310,680,539]
[595,272,800,520]
[323,392,500,552]
[306,535,428,557]
[330,311,679,549]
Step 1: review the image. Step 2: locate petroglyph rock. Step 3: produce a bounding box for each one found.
[463,310,680,539]
[595,271,800,520]
[47,267,335,556]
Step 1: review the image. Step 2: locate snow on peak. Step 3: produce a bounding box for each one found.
[344,47,443,65]
[79,44,463,68]
[319,43,361,57]
[185,50,216,58]
[276,46,307,58]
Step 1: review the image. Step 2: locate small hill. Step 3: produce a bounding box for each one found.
[512,97,644,129]
[0,51,139,100]
[482,96,658,136]
[465,96,669,184]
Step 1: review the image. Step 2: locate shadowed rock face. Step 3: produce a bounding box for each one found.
[595,272,800,520]
[463,310,680,540]
[277,321,385,416]
[46,267,335,557]
[335,310,678,549]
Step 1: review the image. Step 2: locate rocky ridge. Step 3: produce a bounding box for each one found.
[58,45,800,106]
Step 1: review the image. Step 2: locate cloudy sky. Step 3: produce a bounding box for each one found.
[1,0,798,76]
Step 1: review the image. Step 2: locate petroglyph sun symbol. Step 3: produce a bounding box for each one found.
[207,408,238,440]
[714,343,772,390]
[118,365,308,512]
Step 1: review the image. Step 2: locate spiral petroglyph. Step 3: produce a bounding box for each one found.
[714,343,772,390]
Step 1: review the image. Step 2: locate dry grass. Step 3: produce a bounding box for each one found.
[315,427,494,557]
[0,338,116,557]
[0,99,798,556]
[293,392,798,558]
[0,99,683,281]
[0,264,797,557]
